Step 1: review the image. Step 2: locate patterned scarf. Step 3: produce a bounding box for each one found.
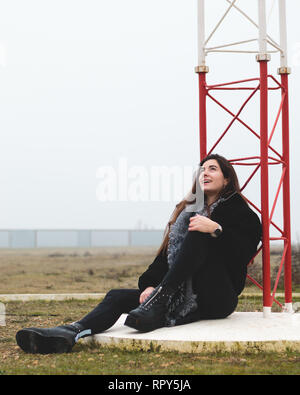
[164,198,223,326]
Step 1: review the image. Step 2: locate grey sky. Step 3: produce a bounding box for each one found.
[0,0,299,243]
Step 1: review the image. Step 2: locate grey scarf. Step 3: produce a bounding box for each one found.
[164,197,224,327]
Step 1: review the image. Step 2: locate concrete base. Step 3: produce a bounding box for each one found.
[86,312,300,353]
[2,293,300,353]
[0,293,105,302]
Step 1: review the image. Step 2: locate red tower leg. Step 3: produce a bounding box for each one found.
[197,68,208,161]
[280,71,293,311]
[259,60,272,316]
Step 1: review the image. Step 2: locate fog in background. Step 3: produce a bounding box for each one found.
[0,0,299,243]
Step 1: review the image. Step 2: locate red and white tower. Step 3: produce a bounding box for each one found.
[195,0,292,317]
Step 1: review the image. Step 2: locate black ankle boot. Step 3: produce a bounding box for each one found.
[16,322,90,354]
[124,284,175,332]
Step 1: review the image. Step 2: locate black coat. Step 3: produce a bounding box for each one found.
[138,193,262,296]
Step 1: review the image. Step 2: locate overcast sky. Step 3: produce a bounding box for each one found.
[0,0,299,242]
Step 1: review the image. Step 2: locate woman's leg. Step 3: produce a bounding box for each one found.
[77,289,140,334]
[16,288,141,354]
[125,232,237,331]
[125,232,212,331]
[194,263,238,319]
[175,262,238,326]
[161,231,211,289]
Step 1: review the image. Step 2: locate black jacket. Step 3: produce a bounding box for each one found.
[138,193,262,295]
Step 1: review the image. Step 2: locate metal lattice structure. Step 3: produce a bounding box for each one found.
[195,0,292,317]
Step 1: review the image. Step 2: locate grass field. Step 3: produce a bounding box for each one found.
[0,247,300,375]
[0,246,154,294]
[1,297,300,375]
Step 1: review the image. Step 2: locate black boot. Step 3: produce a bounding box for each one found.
[124,284,175,332]
[16,322,90,354]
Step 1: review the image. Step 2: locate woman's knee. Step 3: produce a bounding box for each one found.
[105,289,123,299]
[104,289,140,310]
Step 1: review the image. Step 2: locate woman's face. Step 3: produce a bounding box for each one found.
[199,159,228,196]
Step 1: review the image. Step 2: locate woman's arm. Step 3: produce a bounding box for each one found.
[189,205,261,262]
[138,249,169,292]
[188,214,220,234]
[213,207,262,263]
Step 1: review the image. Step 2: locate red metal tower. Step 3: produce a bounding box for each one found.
[196,0,292,317]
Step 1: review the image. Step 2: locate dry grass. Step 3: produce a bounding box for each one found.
[0,247,156,294]
[1,298,300,375]
[0,246,296,296]
[0,247,300,375]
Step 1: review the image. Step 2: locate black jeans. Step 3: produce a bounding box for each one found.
[78,232,238,334]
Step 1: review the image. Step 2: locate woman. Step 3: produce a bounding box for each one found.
[16,154,262,354]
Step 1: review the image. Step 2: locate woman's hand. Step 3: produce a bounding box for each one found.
[139,286,155,304]
[188,214,219,234]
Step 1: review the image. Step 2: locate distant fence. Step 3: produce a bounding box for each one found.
[0,230,165,248]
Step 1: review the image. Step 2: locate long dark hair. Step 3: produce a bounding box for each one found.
[155,154,244,256]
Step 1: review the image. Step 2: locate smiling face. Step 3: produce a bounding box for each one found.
[199,159,229,198]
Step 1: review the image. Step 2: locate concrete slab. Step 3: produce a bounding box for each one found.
[0,293,105,302]
[86,312,300,353]
[2,293,300,353]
